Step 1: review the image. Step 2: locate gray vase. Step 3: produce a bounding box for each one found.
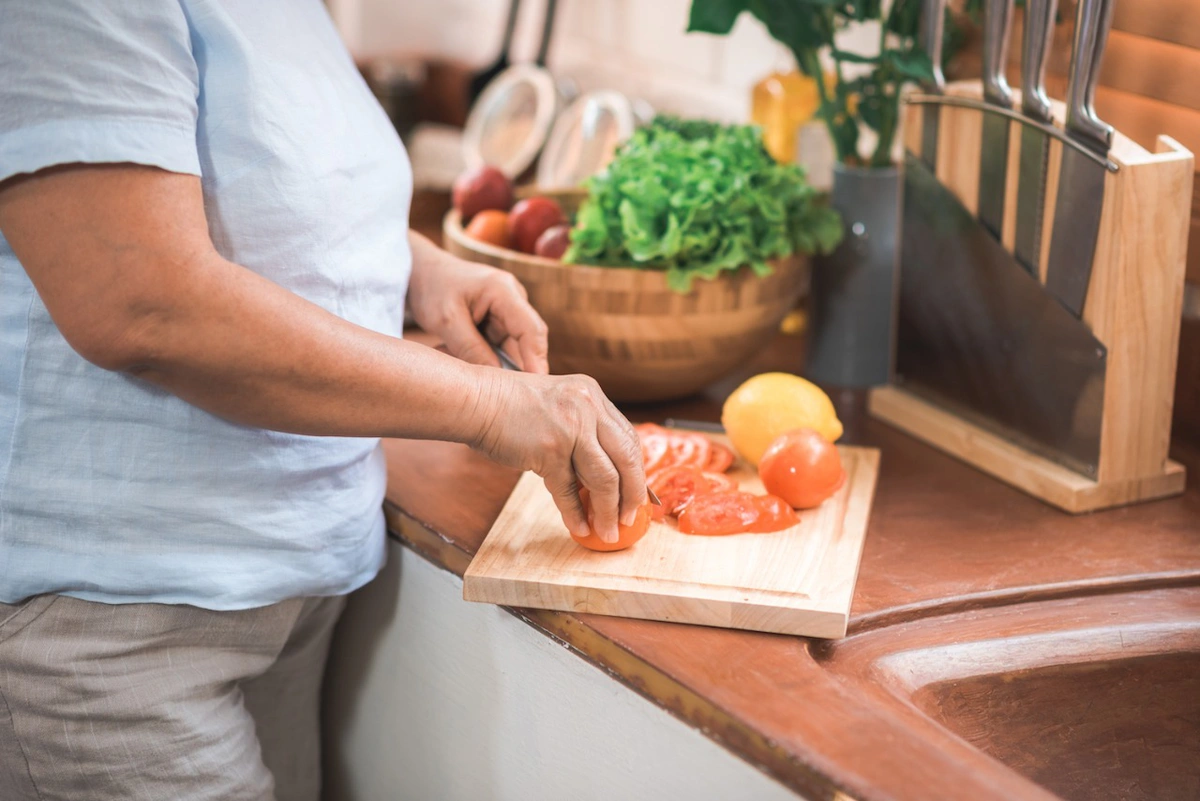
[805,163,901,388]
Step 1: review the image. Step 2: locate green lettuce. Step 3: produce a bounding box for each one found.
[565,116,843,292]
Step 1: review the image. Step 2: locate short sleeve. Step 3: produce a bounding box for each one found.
[0,1,201,184]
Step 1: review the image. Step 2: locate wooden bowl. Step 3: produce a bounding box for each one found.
[443,210,809,402]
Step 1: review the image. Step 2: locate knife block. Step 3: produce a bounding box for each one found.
[870,81,1193,513]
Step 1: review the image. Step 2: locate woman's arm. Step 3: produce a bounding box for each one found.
[0,164,645,542]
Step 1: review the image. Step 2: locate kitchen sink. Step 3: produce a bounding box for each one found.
[813,586,1200,800]
[911,652,1200,800]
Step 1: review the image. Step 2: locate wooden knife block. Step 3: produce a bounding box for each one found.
[870,80,1193,513]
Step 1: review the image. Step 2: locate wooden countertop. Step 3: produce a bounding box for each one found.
[380,329,1200,800]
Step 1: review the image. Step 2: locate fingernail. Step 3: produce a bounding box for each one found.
[620,508,637,527]
[603,529,619,544]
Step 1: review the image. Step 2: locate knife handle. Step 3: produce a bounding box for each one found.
[982,0,1015,107]
[1020,0,1058,122]
[921,0,946,93]
[1065,0,1115,153]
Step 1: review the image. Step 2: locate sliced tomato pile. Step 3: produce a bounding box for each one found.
[648,467,738,516]
[633,423,800,537]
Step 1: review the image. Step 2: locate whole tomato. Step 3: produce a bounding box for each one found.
[508,196,566,254]
[464,209,512,249]
[533,224,571,260]
[453,165,513,222]
[758,428,845,510]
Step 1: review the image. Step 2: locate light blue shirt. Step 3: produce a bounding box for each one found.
[0,1,412,608]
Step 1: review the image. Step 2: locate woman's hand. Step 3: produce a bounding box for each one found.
[468,370,646,544]
[406,232,549,374]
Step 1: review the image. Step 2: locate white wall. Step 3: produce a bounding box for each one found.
[330,0,885,179]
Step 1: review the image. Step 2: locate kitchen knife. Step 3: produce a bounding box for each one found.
[977,0,1016,241]
[1013,0,1058,276]
[1045,0,1116,317]
[918,0,947,166]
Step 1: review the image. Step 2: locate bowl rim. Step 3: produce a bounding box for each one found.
[442,208,806,280]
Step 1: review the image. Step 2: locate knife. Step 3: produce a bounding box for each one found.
[977,0,1016,241]
[1045,0,1116,317]
[918,0,947,167]
[1013,0,1058,276]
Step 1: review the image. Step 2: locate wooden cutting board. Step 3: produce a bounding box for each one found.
[464,438,880,638]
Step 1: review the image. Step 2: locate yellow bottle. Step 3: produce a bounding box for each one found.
[750,69,822,163]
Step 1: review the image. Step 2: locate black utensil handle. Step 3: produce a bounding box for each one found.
[498,0,522,56]
[535,0,558,66]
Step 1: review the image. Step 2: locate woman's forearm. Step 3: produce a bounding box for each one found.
[0,164,499,444]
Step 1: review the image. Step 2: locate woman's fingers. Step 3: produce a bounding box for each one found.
[544,468,588,540]
[595,413,646,527]
[437,302,502,368]
[573,445,622,543]
[479,273,549,375]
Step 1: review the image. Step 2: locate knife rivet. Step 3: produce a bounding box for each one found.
[851,222,866,238]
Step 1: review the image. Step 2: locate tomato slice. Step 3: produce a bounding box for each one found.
[676,491,763,536]
[635,423,672,473]
[666,432,712,470]
[750,494,800,533]
[649,467,706,516]
[700,471,739,493]
[647,468,736,516]
[705,443,735,473]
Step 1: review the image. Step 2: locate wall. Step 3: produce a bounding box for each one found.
[329,0,883,182]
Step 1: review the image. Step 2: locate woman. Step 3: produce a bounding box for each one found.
[0,2,645,800]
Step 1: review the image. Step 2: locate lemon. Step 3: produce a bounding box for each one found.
[721,372,843,466]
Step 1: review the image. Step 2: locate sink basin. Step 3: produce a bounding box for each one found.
[912,652,1200,800]
[814,586,1200,800]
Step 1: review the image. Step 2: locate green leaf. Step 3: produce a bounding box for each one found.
[686,0,748,34]
[883,47,934,82]
[568,116,843,293]
[884,0,921,37]
[830,49,880,64]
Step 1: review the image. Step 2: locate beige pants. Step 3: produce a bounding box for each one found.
[0,592,346,801]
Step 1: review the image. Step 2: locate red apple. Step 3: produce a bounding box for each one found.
[534,224,571,260]
[509,197,566,254]
[453,165,513,223]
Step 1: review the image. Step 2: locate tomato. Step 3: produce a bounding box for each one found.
[649,467,739,516]
[664,432,711,471]
[676,491,762,536]
[649,496,667,521]
[464,209,512,248]
[534,224,571,259]
[453,165,514,222]
[758,428,846,510]
[636,424,671,473]
[705,443,735,473]
[509,197,567,253]
[750,494,800,533]
[572,488,652,552]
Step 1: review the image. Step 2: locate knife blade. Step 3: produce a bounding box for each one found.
[1013,0,1058,276]
[1045,0,1116,317]
[978,0,1016,240]
[918,0,947,166]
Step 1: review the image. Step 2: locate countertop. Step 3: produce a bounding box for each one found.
[380,329,1200,800]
